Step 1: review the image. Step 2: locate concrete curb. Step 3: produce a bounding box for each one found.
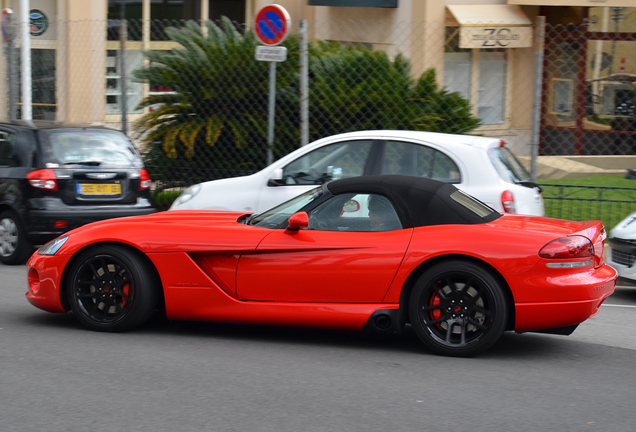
[517,156,636,179]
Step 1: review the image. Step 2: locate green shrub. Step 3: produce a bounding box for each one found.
[151,190,183,211]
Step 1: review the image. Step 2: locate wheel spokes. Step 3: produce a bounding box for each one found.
[421,275,494,347]
[100,258,112,276]
[73,255,133,324]
[468,317,488,331]
[444,321,453,343]
[428,316,446,326]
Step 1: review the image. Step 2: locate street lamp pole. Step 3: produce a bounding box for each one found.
[120,0,128,135]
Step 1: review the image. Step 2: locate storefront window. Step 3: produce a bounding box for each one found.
[444,52,471,102]
[106,50,144,115]
[478,50,506,125]
[444,27,508,127]
[151,0,201,41]
[107,1,143,41]
[209,0,246,24]
[15,49,57,120]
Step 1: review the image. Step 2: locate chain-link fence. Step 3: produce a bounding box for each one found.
[543,22,636,156]
[2,17,636,192]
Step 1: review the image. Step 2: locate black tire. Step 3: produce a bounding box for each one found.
[0,210,34,265]
[67,245,159,332]
[409,260,508,357]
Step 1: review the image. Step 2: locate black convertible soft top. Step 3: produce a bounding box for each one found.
[326,175,501,228]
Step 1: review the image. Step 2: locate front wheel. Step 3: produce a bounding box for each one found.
[67,245,159,332]
[409,260,508,357]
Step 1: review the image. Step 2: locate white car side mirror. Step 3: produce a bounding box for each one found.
[268,168,285,186]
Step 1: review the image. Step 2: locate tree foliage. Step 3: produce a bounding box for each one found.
[133,18,299,159]
[308,44,479,139]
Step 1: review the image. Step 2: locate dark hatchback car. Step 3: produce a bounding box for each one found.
[0,121,155,264]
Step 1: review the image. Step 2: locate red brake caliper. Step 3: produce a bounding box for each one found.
[429,293,442,323]
[122,282,130,308]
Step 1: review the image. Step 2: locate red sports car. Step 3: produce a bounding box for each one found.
[26,175,616,356]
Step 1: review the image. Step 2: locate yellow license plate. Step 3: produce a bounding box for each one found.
[78,183,121,195]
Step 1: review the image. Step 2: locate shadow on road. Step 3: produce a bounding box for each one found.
[20,308,584,360]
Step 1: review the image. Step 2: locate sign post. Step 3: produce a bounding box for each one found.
[253,4,291,165]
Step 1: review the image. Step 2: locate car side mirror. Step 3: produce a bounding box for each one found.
[286,211,308,232]
[267,168,285,186]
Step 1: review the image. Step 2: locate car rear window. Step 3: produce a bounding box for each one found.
[43,130,142,168]
[487,147,531,184]
[449,190,500,219]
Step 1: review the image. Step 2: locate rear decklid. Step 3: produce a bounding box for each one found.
[493,215,607,268]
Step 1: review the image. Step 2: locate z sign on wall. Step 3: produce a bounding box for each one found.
[459,26,533,49]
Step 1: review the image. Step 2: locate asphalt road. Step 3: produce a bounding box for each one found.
[1,262,635,432]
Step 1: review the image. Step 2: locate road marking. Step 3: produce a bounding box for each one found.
[602,304,636,308]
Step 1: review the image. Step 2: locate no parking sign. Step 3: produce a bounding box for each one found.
[253,4,291,46]
[253,4,292,166]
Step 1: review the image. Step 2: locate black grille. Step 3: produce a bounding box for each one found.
[611,249,636,267]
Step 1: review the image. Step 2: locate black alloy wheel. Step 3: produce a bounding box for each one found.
[409,260,508,357]
[67,245,159,332]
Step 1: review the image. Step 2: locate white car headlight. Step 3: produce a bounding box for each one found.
[172,184,202,208]
[38,236,69,255]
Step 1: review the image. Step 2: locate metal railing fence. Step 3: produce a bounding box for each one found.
[541,183,636,229]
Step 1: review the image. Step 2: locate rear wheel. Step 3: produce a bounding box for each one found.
[67,245,159,332]
[409,260,508,357]
[0,210,33,265]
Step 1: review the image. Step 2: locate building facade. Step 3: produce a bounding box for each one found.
[1,0,635,156]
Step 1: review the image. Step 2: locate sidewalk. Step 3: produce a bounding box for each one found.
[517,156,636,180]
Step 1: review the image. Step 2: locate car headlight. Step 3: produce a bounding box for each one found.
[172,184,201,208]
[38,236,69,255]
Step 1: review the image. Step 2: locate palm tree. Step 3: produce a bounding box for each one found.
[133,17,299,159]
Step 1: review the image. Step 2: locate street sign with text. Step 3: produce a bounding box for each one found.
[255,45,288,62]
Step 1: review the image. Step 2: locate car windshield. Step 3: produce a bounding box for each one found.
[488,147,532,184]
[248,187,323,228]
[45,130,142,168]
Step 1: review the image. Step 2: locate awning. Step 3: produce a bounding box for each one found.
[447,5,533,49]
[508,0,632,7]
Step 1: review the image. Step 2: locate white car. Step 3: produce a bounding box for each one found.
[170,130,544,215]
[607,213,636,284]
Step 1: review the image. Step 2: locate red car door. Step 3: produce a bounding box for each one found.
[236,229,412,303]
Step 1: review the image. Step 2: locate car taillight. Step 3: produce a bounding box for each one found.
[539,236,594,259]
[139,169,151,190]
[27,169,58,190]
[501,190,515,213]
